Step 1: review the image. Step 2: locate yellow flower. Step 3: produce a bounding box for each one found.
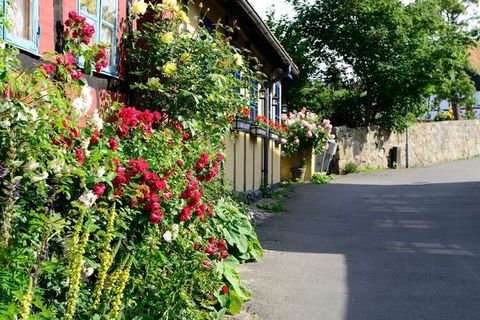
[233,53,243,66]
[163,0,178,10]
[131,0,148,16]
[161,32,174,44]
[180,52,191,62]
[178,11,190,24]
[147,77,161,87]
[163,62,177,75]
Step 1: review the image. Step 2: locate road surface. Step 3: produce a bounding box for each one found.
[240,158,480,320]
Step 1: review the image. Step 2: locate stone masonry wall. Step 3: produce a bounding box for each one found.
[334,120,480,171]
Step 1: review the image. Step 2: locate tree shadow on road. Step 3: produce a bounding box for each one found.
[253,181,480,320]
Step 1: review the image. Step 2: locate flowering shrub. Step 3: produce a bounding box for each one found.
[282,107,333,166]
[434,106,455,121]
[0,3,261,319]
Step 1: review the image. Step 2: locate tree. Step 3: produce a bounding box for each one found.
[269,0,479,131]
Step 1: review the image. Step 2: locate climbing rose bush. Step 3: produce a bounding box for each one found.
[0,3,261,319]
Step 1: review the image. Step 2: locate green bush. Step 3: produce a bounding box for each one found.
[343,162,359,174]
[311,172,332,184]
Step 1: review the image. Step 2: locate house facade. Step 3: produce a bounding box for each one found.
[1,0,298,194]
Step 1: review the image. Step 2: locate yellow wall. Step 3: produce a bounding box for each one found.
[280,148,315,181]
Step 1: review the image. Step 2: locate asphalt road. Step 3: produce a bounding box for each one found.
[240,158,480,320]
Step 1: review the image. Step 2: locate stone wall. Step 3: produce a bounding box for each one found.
[334,120,480,171]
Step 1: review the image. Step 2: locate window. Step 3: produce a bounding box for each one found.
[273,82,281,124]
[1,0,40,54]
[78,0,118,74]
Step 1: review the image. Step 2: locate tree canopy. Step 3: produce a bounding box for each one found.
[268,0,479,131]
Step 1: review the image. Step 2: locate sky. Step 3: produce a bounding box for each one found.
[249,0,294,19]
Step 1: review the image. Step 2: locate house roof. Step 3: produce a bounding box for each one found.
[213,0,300,77]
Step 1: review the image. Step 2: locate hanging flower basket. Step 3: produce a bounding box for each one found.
[232,119,251,132]
[269,132,280,142]
[250,125,268,137]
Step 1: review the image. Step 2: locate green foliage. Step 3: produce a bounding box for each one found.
[269,0,479,131]
[256,202,284,214]
[343,162,359,175]
[311,172,333,184]
[0,3,263,319]
[213,198,263,263]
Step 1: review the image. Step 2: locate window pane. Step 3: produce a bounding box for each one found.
[101,0,116,24]
[80,0,97,16]
[8,0,32,41]
[101,24,115,65]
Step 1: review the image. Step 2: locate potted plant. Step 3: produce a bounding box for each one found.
[282,107,334,180]
[250,115,268,137]
[232,107,251,132]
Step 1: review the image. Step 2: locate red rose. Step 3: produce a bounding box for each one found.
[194,243,200,251]
[176,159,184,167]
[75,149,85,165]
[205,245,215,255]
[109,138,119,151]
[70,69,83,79]
[183,132,191,140]
[148,212,162,224]
[90,131,100,144]
[41,63,56,75]
[195,162,205,171]
[222,285,229,295]
[151,202,161,212]
[221,251,229,259]
[217,239,226,251]
[92,183,106,197]
[217,153,225,161]
[163,192,173,201]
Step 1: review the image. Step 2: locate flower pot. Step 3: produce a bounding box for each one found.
[290,167,306,181]
[280,137,287,145]
[269,132,280,142]
[250,125,268,137]
[232,119,250,132]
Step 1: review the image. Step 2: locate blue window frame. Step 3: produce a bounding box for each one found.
[78,0,118,75]
[273,82,281,124]
[1,0,40,54]
[250,80,258,120]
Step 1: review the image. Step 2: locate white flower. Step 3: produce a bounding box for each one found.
[89,110,103,131]
[163,230,173,242]
[81,139,90,150]
[72,86,93,117]
[24,160,40,172]
[49,158,65,174]
[172,224,179,239]
[0,41,5,50]
[17,111,28,121]
[28,108,38,121]
[78,191,97,208]
[96,167,105,179]
[31,171,48,183]
[0,120,11,128]
[83,267,94,278]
